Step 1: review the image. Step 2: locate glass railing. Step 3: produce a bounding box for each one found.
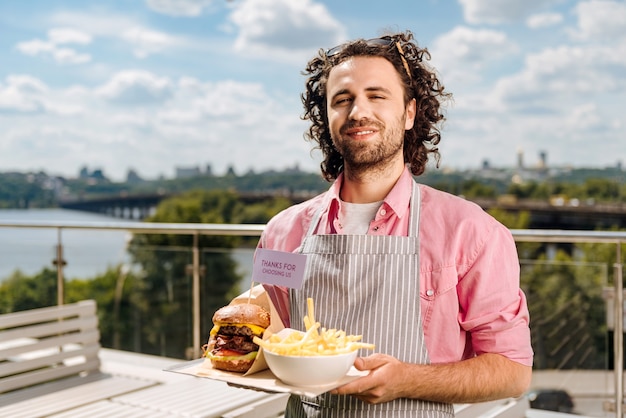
[1,220,625,416]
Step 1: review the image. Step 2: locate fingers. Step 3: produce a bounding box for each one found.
[330,376,371,396]
[330,354,403,404]
[354,353,393,371]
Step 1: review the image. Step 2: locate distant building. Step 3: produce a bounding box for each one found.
[225,165,237,176]
[538,151,547,170]
[126,169,144,184]
[284,163,302,174]
[78,166,108,183]
[175,166,201,178]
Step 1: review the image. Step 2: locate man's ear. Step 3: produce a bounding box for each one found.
[405,98,416,130]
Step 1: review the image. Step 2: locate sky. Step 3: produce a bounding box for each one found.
[0,0,624,181]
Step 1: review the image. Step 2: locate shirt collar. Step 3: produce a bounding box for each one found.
[326,166,414,221]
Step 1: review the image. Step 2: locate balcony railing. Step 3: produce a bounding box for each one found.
[1,220,625,416]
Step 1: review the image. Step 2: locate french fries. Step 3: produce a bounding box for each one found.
[253,298,375,356]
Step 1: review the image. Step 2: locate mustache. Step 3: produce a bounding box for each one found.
[340,118,384,135]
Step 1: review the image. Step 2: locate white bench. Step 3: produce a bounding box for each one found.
[0,300,156,418]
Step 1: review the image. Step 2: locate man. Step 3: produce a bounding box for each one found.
[259,30,533,417]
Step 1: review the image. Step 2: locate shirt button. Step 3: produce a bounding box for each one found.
[426,289,434,296]
[380,209,387,216]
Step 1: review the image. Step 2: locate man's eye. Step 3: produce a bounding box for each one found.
[335,97,352,105]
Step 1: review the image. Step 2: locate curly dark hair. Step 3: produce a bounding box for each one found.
[301,30,452,181]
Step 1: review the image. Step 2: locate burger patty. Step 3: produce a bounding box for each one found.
[218,325,260,337]
[213,334,258,353]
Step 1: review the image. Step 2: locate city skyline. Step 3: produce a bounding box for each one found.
[40,145,624,183]
[1,0,625,181]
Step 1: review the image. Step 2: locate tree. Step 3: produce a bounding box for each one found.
[126,190,250,358]
[0,268,57,313]
[522,250,607,369]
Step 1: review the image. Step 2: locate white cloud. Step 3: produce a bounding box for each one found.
[47,11,183,59]
[526,12,563,29]
[0,76,49,112]
[458,0,561,24]
[443,34,626,169]
[490,44,626,110]
[229,0,346,62]
[48,28,92,44]
[96,70,173,104]
[0,71,312,180]
[122,27,179,58]
[431,26,517,83]
[52,47,92,65]
[566,103,602,130]
[16,39,55,56]
[15,27,92,65]
[145,0,215,17]
[0,75,86,116]
[573,0,626,41]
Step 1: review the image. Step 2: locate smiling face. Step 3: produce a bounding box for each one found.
[326,56,416,177]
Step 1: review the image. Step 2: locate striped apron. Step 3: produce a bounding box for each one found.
[286,182,454,417]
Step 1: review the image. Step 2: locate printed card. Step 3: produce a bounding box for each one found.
[252,248,307,289]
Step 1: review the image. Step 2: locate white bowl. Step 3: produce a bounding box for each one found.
[263,349,358,387]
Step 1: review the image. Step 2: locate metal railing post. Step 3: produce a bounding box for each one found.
[55,228,65,306]
[615,241,624,417]
[192,232,201,359]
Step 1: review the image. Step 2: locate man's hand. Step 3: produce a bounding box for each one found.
[331,354,406,404]
[331,352,532,405]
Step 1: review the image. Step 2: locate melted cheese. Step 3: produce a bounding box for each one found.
[209,323,266,336]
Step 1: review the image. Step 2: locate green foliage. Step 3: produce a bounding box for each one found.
[488,208,531,230]
[583,178,621,200]
[121,189,290,358]
[0,268,57,313]
[2,182,624,366]
[0,173,56,208]
[521,249,608,369]
[0,188,292,358]
[236,196,292,224]
[507,177,625,202]
[508,182,553,200]
[64,266,145,351]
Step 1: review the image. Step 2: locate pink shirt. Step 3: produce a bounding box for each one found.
[259,167,533,367]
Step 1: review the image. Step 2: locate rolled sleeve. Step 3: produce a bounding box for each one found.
[458,224,533,366]
[420,185,533,367]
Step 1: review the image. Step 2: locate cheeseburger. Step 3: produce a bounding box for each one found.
[205,303,270,372]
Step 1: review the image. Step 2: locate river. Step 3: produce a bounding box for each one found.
[0,208,133,281]
[0,209,255,291]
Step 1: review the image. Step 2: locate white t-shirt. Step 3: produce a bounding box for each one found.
[338,200,383,234]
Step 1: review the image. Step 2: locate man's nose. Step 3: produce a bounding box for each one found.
[348,96,371,120]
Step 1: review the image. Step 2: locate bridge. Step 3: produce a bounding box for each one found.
[473,197,626,230]
[59,193,168,219]
[59,192,626,229]
[57,191,316,220]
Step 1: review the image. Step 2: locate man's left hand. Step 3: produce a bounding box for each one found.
[330,354,406,404]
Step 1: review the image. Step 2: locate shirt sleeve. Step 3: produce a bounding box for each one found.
[457,219,534,366]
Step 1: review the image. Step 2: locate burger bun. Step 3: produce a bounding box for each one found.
[212,303,270,328]
[210,356,255,373]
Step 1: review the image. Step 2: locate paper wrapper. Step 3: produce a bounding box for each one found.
[173,284,367,396]
[227,284,285,375]
[167,358,367,398]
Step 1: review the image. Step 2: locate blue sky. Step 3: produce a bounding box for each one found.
[0,0,624,181]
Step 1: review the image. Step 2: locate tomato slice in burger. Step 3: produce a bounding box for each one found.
[218,349,246,357]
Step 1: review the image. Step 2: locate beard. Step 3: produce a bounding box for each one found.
[332,115,406,177]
